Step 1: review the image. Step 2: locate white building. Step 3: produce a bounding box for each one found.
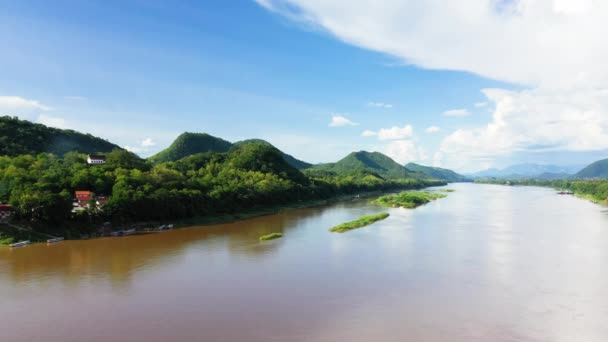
[87,155,106,165]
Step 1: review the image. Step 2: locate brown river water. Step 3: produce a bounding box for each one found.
[2,183,608,342]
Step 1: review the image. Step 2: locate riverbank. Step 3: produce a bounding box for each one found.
[475,179,608,205]
[0,185,444,246]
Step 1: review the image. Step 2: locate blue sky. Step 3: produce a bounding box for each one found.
[2,0,607,172]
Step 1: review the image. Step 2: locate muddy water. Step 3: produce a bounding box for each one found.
[2,183,608,341]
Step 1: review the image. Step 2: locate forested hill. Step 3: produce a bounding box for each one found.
[148,132,233,163]
[574,158,608,178]
[150,133,312,170]
[405,163,471,182]
[309,151,423,179]
[0,116,121,156]
[232,139,312,170]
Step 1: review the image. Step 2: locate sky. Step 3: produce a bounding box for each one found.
[1,0,608,172]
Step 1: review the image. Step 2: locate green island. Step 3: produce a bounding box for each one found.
[329,212,390,233]
[0,116,446,243]
[259,232,283,241]
[372,191,447,209]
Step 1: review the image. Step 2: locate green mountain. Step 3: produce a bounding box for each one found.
[0,116,120,156]
[149,132,233,163]
[405,162,471,182]
[232,139,312,170]
[574,158,608,178]
[227,141,307,183]
[310,151,422,179]
[151,133,312,170]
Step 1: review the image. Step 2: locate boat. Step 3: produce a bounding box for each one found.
[123,229,136,236]
[166,224,174,229]
[9,240,30,248]
[110,231,123,237]
[558,191,574,195]
[47,237,64,244]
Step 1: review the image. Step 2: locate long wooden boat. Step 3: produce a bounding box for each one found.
[9,240,30,248]
[47,237,64,244]
[123,229,136,236]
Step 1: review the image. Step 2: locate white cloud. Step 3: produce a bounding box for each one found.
[64,96,87,101]
[425,126,440,134]
[361,129,377,137]
[437,87,608,170]
[125,137,158,154]
[474,102,487,108]
[0,96,51,111]
[329,114,358,127]
[258,0,608,169]
[443,109,470,117]
[141,138,156,147]
[37,114,67,129]
[368,101,393,108]
[377,125,413,140]
[384,140,426,164]
[256,0,608,88]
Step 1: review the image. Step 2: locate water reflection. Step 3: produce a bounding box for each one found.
[2,184,608,342]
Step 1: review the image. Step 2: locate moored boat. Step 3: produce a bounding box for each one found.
[47,237,64,244]
[9,240,30,248]
[123,229,136,236]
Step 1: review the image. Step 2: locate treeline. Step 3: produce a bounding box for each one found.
[476,178,608,203]
[0,142,444,238]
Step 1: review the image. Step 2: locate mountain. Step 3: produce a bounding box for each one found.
[232,139,312,170]
[149,132,233,163]
[405,163,471,182]
[227,141,307,183]
[469,163,580,179]
[310,151,422,179]
[150,133,312,170]
[0,116,121,156]
[574,158,608,178]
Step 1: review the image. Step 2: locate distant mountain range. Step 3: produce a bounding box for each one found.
[0,115,120,156]
[468,163,583,179]
[405,163,472,182]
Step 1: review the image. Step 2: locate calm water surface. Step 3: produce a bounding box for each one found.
[2,184,608,341]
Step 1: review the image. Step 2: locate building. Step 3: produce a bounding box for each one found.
[0,204,13,221]
[87,154,106,165]
[75,191,95,207]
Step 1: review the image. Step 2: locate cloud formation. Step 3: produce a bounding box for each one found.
[443,109,470,117]
[37,114,67,129]
[0,96,51,111]
[329,114,358,127]
[425,126,440,134]
[257,0,608,170]
[368,101,393,108]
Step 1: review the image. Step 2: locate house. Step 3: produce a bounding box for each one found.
[87,154,106,165]
[75,191,95,205]
[73,191,109,212]
[0,204,13,221]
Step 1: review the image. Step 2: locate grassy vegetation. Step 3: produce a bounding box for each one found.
[259,232,283,241]
[0,233,14,246]
[329,212,390,233]
[372,191,446,209]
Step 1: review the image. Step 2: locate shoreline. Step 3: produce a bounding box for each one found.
[1,185,443,246]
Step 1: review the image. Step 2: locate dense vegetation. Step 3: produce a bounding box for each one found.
[0,141,444,240]
[329,212,390,233]
[150,133,312,170]
[574,158,608,178]
[0,116,120,156]
[372,191,446,209]
[476,179,608,204]
[232,139,311,170]
[310,151,423,180]
[405,162,471,182]
[149,132,233,163]
[259,232,283,241]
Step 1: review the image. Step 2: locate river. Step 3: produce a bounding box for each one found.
[1,183,608,341]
